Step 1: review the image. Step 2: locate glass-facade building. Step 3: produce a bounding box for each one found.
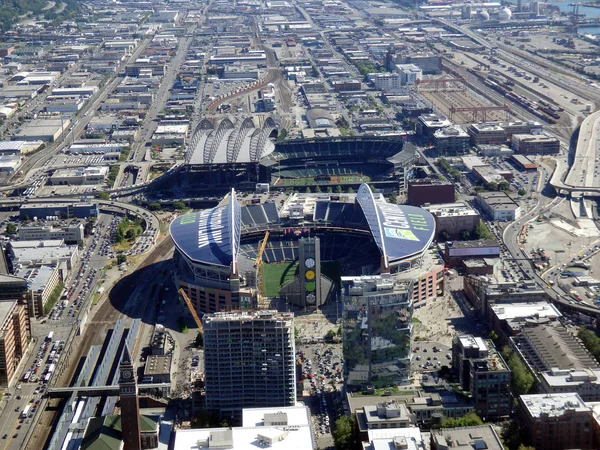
[342,275,414,388]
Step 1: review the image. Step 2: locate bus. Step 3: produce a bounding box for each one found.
[21,405,31,418]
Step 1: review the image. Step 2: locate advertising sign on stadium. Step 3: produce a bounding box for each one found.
[448,246,500,257]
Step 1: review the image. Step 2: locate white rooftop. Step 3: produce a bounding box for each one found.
[491,302,561,321]
[520,393,589,418]
[542,367,600,387]
[367,428,424,450]
[173,406,313,450]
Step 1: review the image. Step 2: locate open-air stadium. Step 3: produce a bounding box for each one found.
[176,117,416,192]
[169,183,438,316]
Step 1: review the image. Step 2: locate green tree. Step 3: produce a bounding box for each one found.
[173,201,186,210]
[437,412,484,429]
[5,223,16,235]
[489,330,499,343]
[439,230,451,241]
[327,186,333,193]
[335,185,343,193]
[518,189,527,196]
[389,192,397,204]
[460,230,471,240]
[125,229,137,240]
[96,192,110,200]
[77,240,84,249]
[486,182,499,191]
[502,347,534,396]
[277,129,288,141]
[325,329,337,342]
[149,202,162,211]
[499,181,510,191]
[500,420,526,450]
[305,187,312,193]
[332,416,355,450]
[578,326,600,362]
[315,186,322,193]
[473,222,493,240]
[347,187,354,193]
[117,254,127,265]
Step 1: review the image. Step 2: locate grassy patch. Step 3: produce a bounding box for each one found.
[44,281,65,315]
[113,240,134,253]
[92,293,101,306]
[358,386,414,396]
[263,262,298,297]
[412,317,421,324]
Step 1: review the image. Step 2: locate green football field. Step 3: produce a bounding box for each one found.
[263,262,298,297]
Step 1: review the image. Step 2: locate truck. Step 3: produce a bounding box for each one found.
[45,332,54,342]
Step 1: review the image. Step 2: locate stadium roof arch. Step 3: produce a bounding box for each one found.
[185,117,277,165]
[170,184,435,270]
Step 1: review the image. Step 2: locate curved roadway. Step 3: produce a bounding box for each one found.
[563,110,600,196]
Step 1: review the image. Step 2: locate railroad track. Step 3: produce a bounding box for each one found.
[27,236,174,450]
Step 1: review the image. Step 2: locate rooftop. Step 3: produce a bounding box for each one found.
[366,428,424,450]
[520,393,589,418]
[423,202,479,218]
[516,323,600,371]
[491,302,561,321]
[542,367,600,388]
[418,113,451,128]
[430,425,504,450]
[434,125,469,138]
[203,310,294,324]
[174,406,313,450]
[513,133,558,143]
[16,265,57,294]
[0,300,16,328]
[144,355,172,376]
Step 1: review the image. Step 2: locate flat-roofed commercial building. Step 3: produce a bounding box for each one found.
[18,223,84,244]
[510,154,537,171]
[512,134,560,155]
[540,368,600,401]
[518,393,595,450]
[423,202,481,240]
[433,125,470,155]
[467,123,506,146]
[416,114,451,138]
[15,264,61,317]
[407,179,455,207]
[431,425,504,450]
[49,166,109,185]
[475,191,520,221]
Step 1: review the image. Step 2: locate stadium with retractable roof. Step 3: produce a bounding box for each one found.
[169,184,442,316]
[168,117,416,193]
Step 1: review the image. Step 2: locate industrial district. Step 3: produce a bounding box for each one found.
[2,0,600,450]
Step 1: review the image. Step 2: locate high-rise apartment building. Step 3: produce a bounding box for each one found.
[0,299,30,387]
[203,311,296,422]
[342,275,414,388]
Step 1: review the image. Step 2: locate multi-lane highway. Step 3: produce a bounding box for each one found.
[564,110,600,195]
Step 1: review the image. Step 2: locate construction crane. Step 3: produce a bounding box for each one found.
[179,288,203,332]
[255,230,270,309]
